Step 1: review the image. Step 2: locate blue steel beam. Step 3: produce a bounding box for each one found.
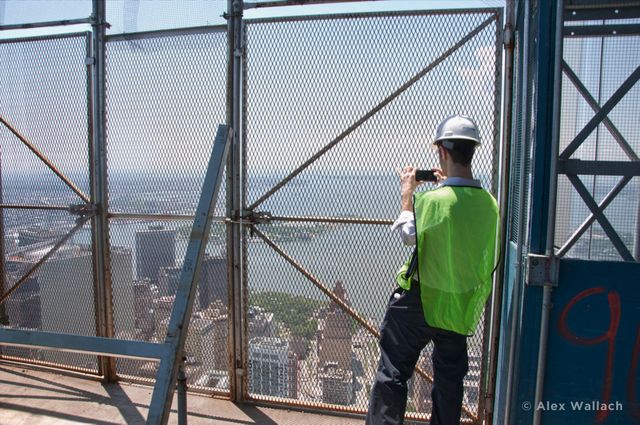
[0,328,168,361]
[146,124,231,425]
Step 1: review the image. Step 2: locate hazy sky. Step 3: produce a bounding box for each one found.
[0,0,505,38]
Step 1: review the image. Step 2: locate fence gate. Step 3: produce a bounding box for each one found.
[241,9,503,422]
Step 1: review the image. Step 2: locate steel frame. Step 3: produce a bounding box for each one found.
[556,59,640,261]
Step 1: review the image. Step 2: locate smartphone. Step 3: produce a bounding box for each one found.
[415,169,437,182]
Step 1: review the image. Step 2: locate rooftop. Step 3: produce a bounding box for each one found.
[0,362,366,425]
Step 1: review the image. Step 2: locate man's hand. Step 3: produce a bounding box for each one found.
[433,168,447,183]
[398,166,446,212]
[399,166,422,212]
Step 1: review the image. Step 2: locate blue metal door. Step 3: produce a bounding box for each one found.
[495,1,640,424]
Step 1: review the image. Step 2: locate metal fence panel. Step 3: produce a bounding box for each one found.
[555,28,640,261]
[105,28,228,218]
[0,34,98,373]
[244,10,502,421]
[104,28,230,391]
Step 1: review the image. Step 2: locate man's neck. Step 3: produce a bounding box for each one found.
[445,165,474,180]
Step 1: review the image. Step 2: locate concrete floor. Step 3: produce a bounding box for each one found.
[0,362,365,425]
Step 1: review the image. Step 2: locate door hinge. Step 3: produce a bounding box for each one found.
[526,254,559,287]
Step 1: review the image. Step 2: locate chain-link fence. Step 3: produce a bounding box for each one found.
[0,33,99,373]
[104,27,230,391]
[244,10,502,421]
[2,5,505,423]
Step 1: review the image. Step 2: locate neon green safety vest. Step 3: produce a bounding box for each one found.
[396,185,499,335]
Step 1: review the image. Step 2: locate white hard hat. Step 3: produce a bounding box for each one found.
[433,115,481,147]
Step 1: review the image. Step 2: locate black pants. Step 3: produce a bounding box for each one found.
[366,283,468,425]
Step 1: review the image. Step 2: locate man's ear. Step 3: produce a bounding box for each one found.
[438,145,448,160]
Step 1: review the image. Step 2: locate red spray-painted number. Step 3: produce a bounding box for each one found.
[558,286,621,423]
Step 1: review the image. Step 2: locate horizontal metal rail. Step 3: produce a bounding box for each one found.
[0,17,92,31]
[268,214,393,225]
[108,212,227,222]
[0,204,70,211]
[557,159,640,176]
[564,5,640,22]
[564,23,640,37]
[0,328,168,361]
[106,25,227,42]
[244,0,375,9]
[245,7,501,24]
[0,116,90,204]
[248,13,497,211]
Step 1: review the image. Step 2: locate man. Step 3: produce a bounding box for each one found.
[366,115,499,425]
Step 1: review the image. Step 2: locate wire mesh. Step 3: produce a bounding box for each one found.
[0,35,91,204]
[244,10,501,418]
[104,27,230,390]
[555,32,640,261]
[0,34,96,372]
[105,28,228,218]
[107,218,230,392]
[1,211,98,373]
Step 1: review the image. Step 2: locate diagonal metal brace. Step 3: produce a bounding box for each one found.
[567,175,634,261]
[248,13,498,211]
[560,65,640,160]
[562,61,639,161]
[0,115,91,203]
[146,124,231,425]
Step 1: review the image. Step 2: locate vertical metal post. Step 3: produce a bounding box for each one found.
[177,359,187,425]
[0,150,7,330]
[226,0,246,403]
[483,3,515,423]
[90,0,116,381]
[504,2,530,423]
[532,1,563,424]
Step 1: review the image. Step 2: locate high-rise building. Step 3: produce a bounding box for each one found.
[153,295,175,340]
[319,362,354,405]
[248,306,275,339]
[317,281,353,372]
[248,337,297,399]
[8,243,134,369]
[133,278,155,338]
[197,254,227,310]
[13,244,134,337]
[135,225,176,283]
[4,259,40,295]
[158,266,181,297]
[202,300,229,371]
[4,292,42,330]
[463,352,483,410]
